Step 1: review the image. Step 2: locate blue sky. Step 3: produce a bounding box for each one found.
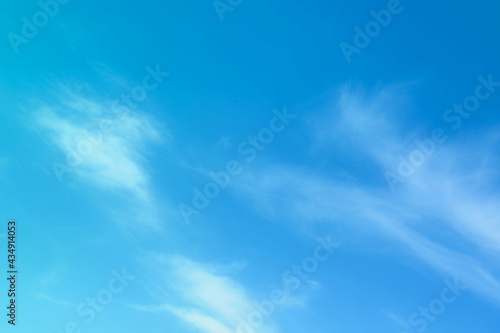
[1,0,500,332]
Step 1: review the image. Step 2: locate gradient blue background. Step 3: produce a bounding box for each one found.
[1,0,500,332]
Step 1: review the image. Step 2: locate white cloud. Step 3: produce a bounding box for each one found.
[134,255,278,333]
[231,85,500,307]
[33,87,165,227]
[29,293,77,307]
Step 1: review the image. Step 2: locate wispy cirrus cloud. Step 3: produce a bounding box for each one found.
[35,102,160,197]
[32,79,166,227]
[132,255,279,333]
[29,293,77,307]
[231,84,500,308]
